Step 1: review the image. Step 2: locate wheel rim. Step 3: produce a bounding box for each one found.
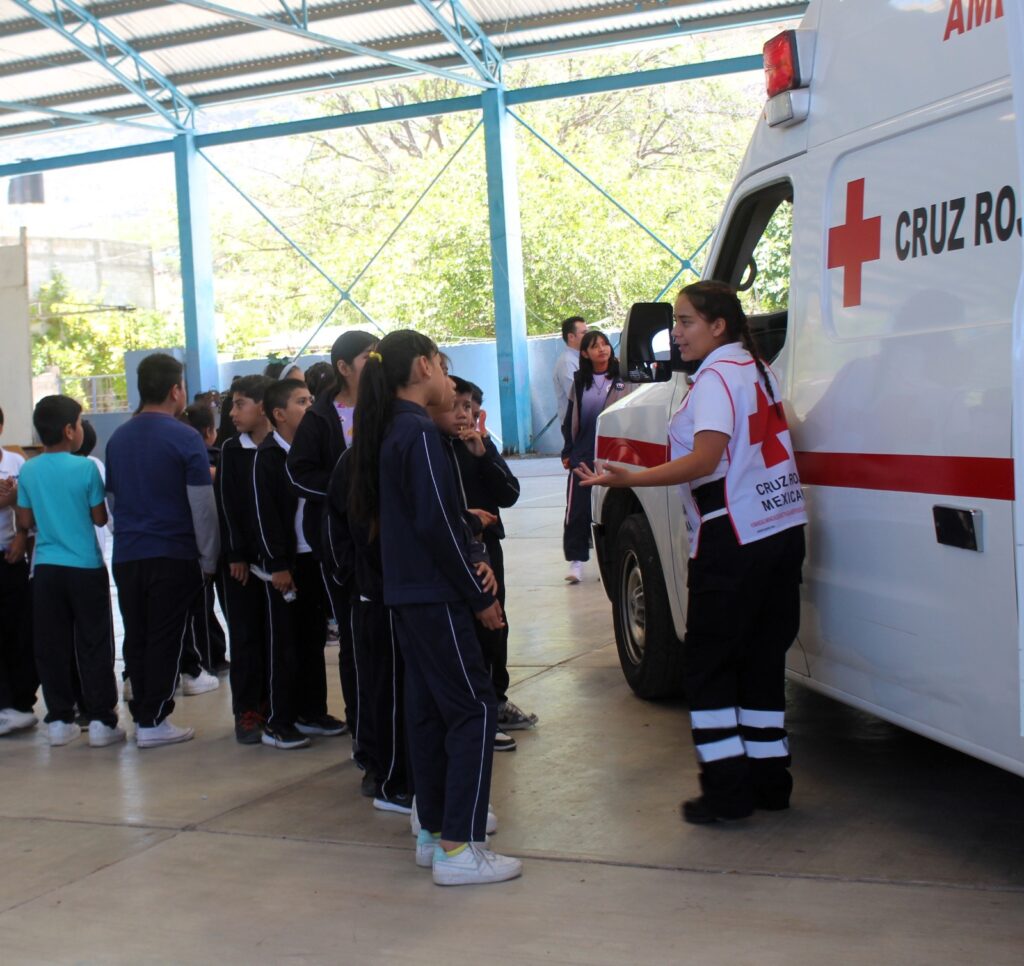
[619,550,646,666]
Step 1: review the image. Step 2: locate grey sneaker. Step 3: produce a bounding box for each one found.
[497,700,538,731]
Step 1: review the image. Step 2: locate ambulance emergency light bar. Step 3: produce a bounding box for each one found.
[763,30,816,128]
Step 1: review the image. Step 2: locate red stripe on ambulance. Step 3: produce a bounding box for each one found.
[795,452,1014,501]
[597,435,1015,500]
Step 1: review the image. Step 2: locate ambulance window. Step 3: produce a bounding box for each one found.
[711,182,793,362]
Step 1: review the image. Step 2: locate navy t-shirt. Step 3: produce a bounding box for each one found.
[106,412,212,564]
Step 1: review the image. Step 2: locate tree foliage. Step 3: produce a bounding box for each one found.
[207,40,767,355]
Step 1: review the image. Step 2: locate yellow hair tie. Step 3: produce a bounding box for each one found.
[367,350,383,363]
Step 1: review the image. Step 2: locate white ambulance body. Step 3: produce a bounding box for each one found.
[592,0,1024,776]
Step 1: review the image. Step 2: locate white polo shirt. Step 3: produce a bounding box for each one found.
[0,448,25,551]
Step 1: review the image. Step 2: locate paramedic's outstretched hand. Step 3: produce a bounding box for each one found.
[458,427,486,457]
[230,562,250,586]
[469,507,498,530]
[272,570,296,596]
[576,460,631,488]
[475,561,498,596]
[475,600,505,631]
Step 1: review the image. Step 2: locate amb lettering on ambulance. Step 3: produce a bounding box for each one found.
[591,0,1024,779]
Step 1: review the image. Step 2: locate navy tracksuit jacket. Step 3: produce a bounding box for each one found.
[379,400,497,843]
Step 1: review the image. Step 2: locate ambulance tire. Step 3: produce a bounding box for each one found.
[612,513,686,700]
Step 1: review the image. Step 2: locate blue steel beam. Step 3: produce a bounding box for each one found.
[174,133,220,395]
[171,0,496,90]
[0,98,169,132]
[482,87,531,455]
[410,0,505,84]
[506,53,764,104]
[0,53,765,169]
[10,0,197,130]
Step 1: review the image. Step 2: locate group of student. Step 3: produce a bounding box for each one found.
[0,329,540,886]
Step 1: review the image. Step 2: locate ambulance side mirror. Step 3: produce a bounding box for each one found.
[620,302,693,383]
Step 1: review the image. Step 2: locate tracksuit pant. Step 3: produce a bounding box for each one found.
[683,517,805,816]
[321,565,371,764]
[259,554,328,728]
[114,557,204,728]
[394,601,497,843]
[180,575,228,679]
[223,567,267,718]
[33,564,117,728]
[353,598,409,797]
[476,534,509,704]
[293,554,328,721]
[563,470,592,562]
[0,557,36,713]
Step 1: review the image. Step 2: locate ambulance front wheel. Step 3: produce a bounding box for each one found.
[612,513,686,700]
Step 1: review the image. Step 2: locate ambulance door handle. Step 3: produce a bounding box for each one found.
[932,506,982,552]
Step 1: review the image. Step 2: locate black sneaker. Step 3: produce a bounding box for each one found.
[373,790,414,815]
[261,723,311,749]
[235,711,264,745]
[360,772,378,797]
[295,714,348,737]
[681,797,752,825]
[494,730,517,752]
[497,700,538,731]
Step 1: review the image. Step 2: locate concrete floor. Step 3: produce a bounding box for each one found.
[2,458,1024,964]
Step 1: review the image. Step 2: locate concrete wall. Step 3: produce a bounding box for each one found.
[0,232,34,447]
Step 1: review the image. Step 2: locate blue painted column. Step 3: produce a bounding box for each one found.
[174,133,219,395]
[482,87,531,454]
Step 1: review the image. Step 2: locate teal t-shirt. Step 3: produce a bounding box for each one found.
[17,452,105,569]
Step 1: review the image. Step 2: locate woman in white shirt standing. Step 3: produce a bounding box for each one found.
[578,281,807,824]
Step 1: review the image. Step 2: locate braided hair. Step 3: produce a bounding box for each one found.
[680,281,776,404]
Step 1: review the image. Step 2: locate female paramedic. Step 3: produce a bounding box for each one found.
[577,281,807,825]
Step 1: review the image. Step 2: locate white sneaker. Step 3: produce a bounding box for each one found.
[432,843,522,886]
[180,670,219,695]
[416,830,441,868]
[0,708,37,735]
[48,721,81,746]
[122,678,133,702]
[136,719,195,748]
[411,799,497,836]
[565,561,583,584]
[88,720,127,747]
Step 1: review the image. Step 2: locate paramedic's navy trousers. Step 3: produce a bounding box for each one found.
[394,601,497,843]
[683,520,805,816]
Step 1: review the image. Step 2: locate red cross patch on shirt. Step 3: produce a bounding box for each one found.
[748,383,790,468]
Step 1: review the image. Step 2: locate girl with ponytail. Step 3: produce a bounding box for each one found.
[348,329,523,886]
[578,281,807,827]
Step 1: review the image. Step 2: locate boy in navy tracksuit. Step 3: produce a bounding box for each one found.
[325,447,410,812]
[217,375,272,744]
[254,379,346,749]
[356,330,520,886]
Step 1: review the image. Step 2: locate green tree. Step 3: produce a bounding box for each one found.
[31,273,180,409]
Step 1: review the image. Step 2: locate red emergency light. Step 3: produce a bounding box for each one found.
[764,30,801,99]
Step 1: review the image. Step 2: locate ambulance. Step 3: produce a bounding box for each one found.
[591,0,1024,776]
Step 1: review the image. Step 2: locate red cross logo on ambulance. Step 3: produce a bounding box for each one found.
[828,178,882,308]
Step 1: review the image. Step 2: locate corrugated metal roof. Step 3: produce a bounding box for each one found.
[0,0,806,138]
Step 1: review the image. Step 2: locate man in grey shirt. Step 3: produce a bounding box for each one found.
[552,316,588,425]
